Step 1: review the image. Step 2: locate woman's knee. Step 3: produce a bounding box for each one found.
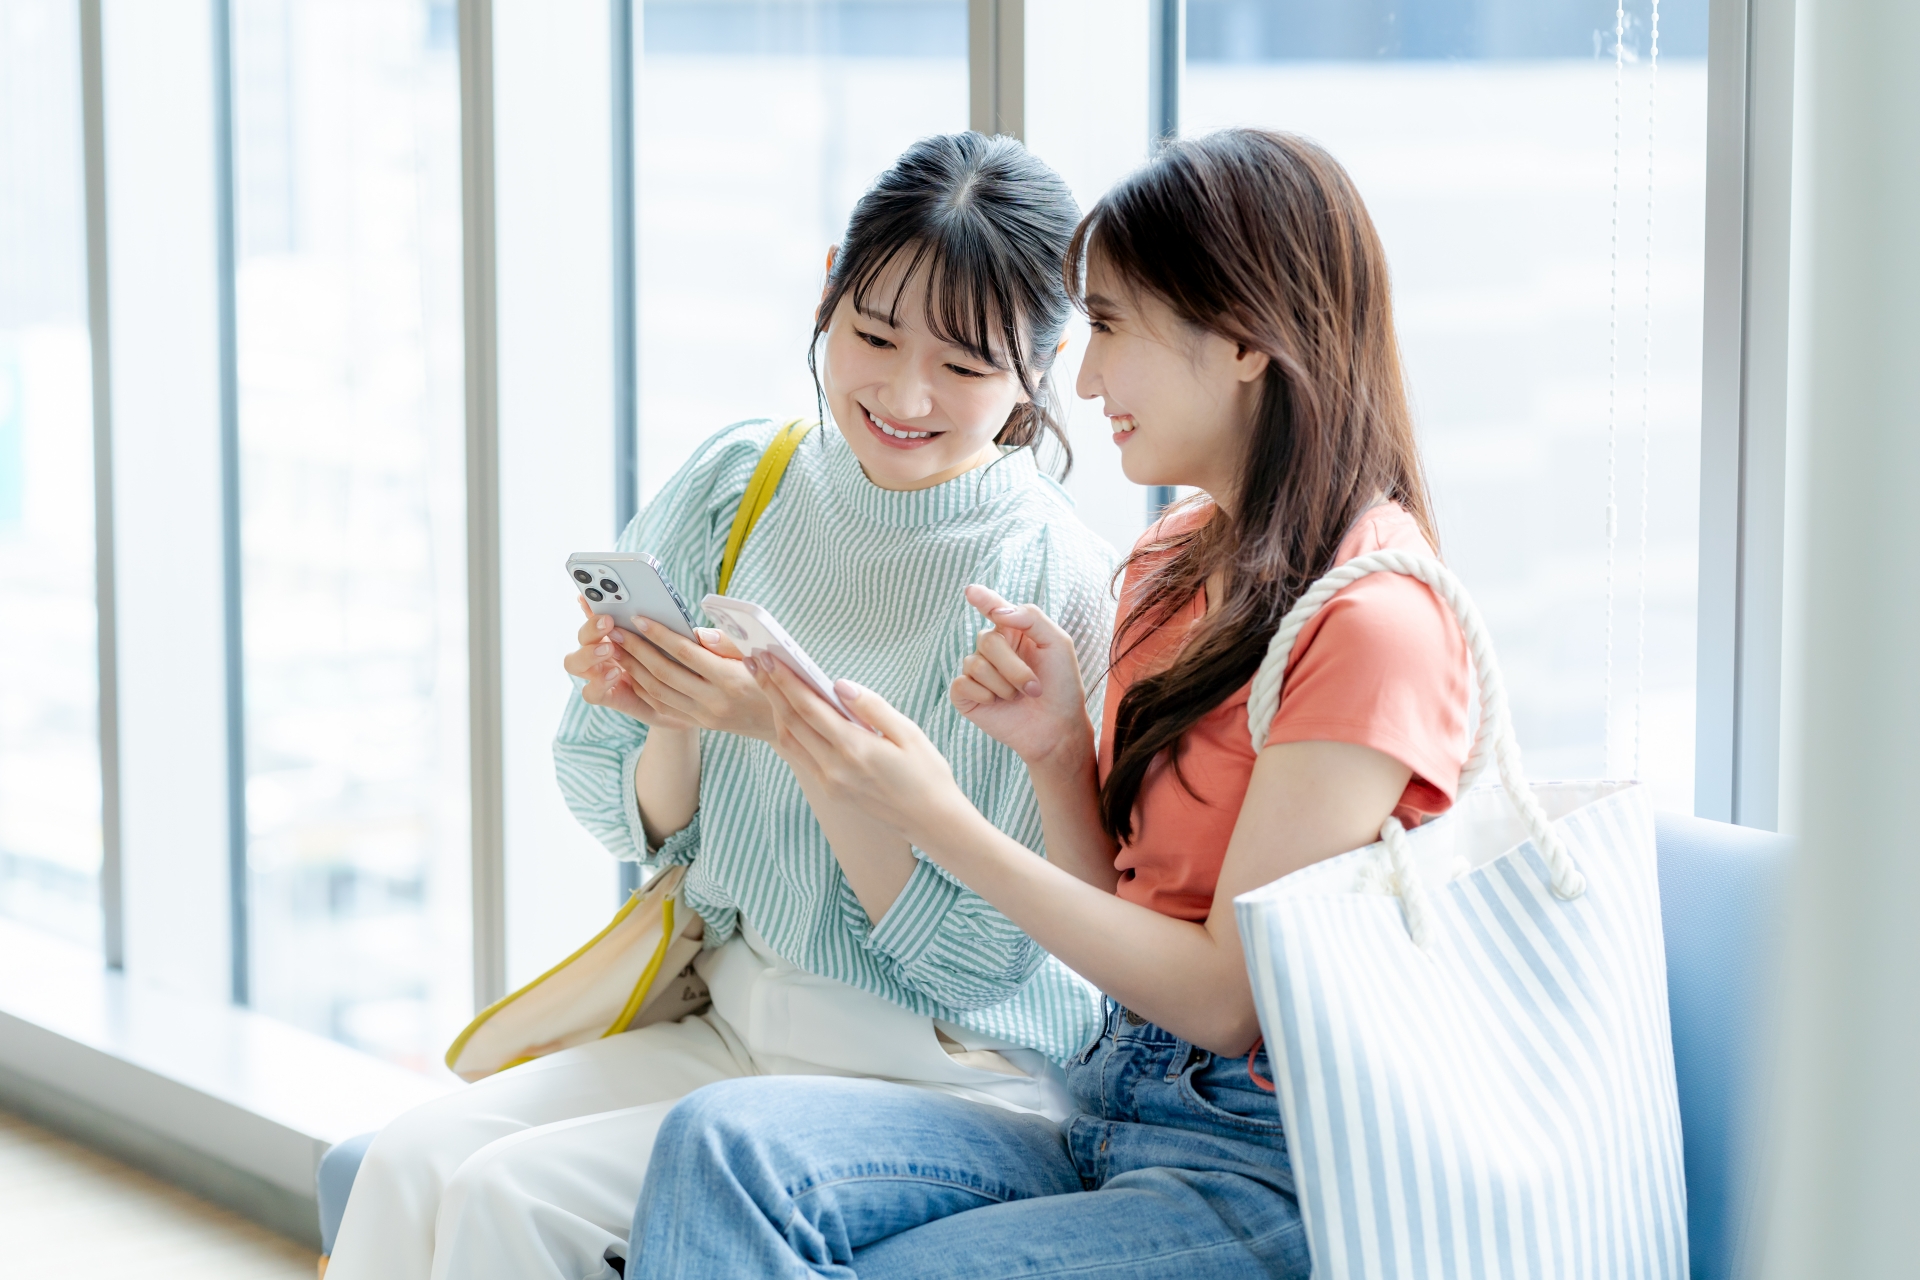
[655,1076,892,1172]
[440,1136,534,1225]
[358,1103,452,1180]
[652,1078,773,1162]
[358,1087,521,1194]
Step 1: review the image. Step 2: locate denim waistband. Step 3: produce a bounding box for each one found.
[1092,997,1275,1092]
[1100,996,1183,1047]
[1069,997,1287,1146]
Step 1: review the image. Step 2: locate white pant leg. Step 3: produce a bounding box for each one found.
[339,928,1071,1280]
[427,1101,679,1280]
[325,1011,751,1280]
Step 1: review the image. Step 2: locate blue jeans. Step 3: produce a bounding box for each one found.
[628,1001,1308,1278]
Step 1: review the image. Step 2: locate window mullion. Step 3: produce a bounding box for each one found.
[1696,0,1800,829]
[969,0,1024,139]
[459,0,507,1010]
[79,0,123,972]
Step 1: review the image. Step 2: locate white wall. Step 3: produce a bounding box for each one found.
[1760,0,1920,1271]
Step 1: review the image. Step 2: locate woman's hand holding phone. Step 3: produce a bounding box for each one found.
[949,585,1097,774]
[565,603,696,728]
[564,600,774,741]
[755,586,1120,893]
[749,583,1097,844]
[750,657,969,852]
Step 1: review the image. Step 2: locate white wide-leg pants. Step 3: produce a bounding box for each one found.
[325,923,1067,1280]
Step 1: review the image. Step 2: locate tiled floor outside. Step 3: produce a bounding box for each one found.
[0,1108,314,1280]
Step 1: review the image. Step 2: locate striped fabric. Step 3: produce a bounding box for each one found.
[1235,551,1687,1278]
[554,419,1116,1065]
[1239,775,1688,1278]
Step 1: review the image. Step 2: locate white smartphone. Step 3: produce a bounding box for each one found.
[567,552,697,640]
[700,594,859,723]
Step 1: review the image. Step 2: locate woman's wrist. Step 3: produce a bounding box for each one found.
[1022,714,1098,778]
[908,794,1001,873]
[646,723,700,749]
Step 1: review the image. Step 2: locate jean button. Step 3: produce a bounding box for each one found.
[1123,1008,1146,1026]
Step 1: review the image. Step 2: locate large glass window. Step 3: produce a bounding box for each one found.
[3,0,1749,1069]
[1185,0,1709,809]
[637,0,968,498]
[0,0,101,948]
[231,0,468,1070]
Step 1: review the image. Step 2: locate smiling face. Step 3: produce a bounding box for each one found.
[1074,251,1271,513]
[817,250,1034,492]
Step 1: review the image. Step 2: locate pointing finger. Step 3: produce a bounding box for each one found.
[964,583,1053,637]
[965,583,1015,621]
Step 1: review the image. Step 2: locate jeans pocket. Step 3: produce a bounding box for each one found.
[1175,1057,1289,1137]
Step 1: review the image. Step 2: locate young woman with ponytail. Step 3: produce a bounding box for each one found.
[623,127,1473,1279]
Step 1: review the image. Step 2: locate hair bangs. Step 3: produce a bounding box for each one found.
[848,233,1023,376]
[808,132,1081,466]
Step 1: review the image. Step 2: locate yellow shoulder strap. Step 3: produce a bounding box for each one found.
[717,417,815,596]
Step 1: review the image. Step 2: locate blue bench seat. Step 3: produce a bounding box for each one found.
[318,811,1788,1279]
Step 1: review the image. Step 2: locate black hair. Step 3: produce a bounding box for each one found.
[809,132,1080,471]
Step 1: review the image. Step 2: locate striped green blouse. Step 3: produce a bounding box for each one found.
[553,420,1118,1065]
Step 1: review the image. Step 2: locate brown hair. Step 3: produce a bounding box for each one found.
[1066,128,1437,842]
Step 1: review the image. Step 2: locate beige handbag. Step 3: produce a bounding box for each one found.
[443,419,817,1083]
[444,866,710,1081]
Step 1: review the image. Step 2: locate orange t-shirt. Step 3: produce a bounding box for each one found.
[1099,503,1471,922]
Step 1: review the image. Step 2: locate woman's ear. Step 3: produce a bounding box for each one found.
[820,245,838,305]
[1233,342,1272,383]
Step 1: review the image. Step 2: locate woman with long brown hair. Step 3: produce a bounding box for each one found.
[621,128,1471,1278]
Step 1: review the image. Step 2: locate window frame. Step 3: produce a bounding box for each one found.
[1694,0,1801,829]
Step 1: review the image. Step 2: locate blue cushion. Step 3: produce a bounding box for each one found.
[316,1130,377,1256]
[1655,811,1789,1280]
[314,812,1790,1276]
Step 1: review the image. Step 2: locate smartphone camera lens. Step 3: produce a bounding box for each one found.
[573,569,592,584]
[599,578,619,594]
[584,587,604,602]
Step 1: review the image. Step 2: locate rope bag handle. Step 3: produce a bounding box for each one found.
[1245,549,1586,946]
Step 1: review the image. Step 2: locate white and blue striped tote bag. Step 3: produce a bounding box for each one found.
[1234,550,1687,1280]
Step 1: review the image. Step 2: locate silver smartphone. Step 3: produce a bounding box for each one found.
[567,552,697,640]
[700,594,859,722]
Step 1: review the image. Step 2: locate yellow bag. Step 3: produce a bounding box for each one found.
[444,418,816,1082]
[444,867,709,1081]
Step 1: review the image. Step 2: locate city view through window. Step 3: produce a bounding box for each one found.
[1,0,1707,1073]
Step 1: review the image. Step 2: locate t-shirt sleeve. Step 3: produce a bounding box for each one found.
[1264,571,1471,820]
